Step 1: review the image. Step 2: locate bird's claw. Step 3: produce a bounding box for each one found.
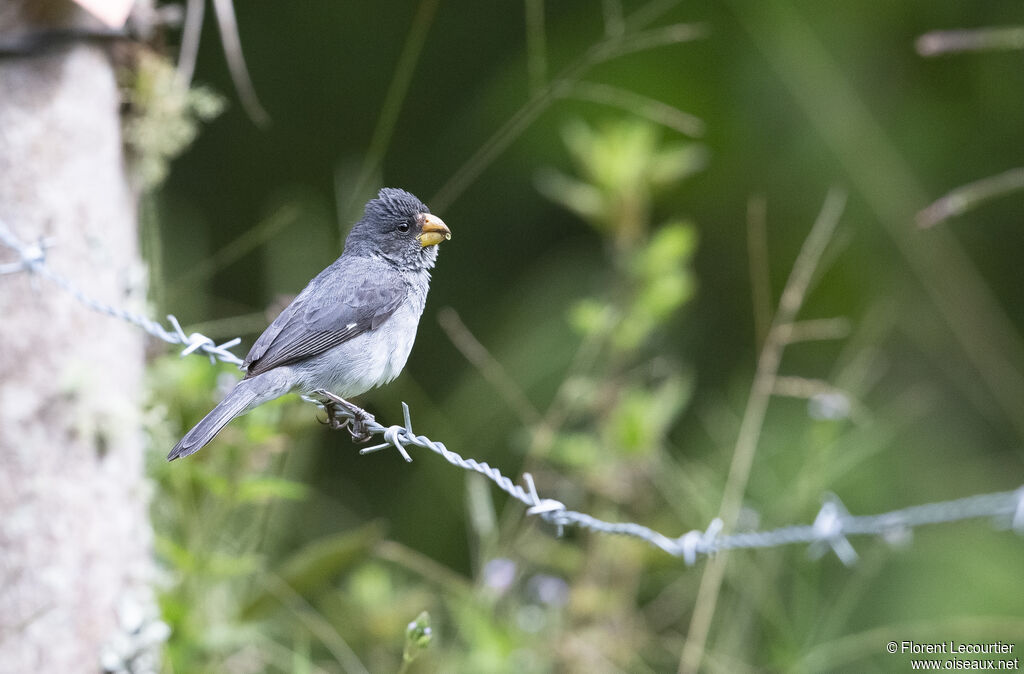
[317,411,351,432]
[316,397,350,431]
[312,389,376,443]
[341,402,376,443]
[348,417,374,443]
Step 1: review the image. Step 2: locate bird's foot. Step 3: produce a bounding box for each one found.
[312,389,376,443]
[315,395,351,432]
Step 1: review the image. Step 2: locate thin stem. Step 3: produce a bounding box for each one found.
[593,22,707,60]
[602,0,624,37]
[728,0,1024,440]
[176,0,205,83]
[211,0,270,126]
[526,307,613,456]
[917,167,1024,229]
[771,375,848,400]
[430,0,702,210]
[679,188,846,674]
[437,307,542,426]
[566,81,705,136]
[784,317,852,343]
[624,0,682,32]
[916,26,1024,56]
[524,0,547,96]
[166,204,300,302]
[374,540,475,597]
[260,573,370,674]
[343,0,442,224]
[746,194,771,347]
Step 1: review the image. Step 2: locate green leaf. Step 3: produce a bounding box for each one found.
[648,144,708,186]
[606,373,693,456]
[569,298,614,337]
[641,222,697,276]
[534,168,606,224]
[549,432,603,468]
[637,271,694,320]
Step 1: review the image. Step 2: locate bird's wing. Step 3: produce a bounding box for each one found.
[242,261,408,377]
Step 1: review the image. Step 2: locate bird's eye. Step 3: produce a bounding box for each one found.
[397,221,410,233]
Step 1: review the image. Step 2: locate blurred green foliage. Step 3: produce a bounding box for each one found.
[121,51,224,190]
[145,1,1024,671]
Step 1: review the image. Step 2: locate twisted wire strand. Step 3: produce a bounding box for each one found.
[5,220,1023,565]
[0,219,244,366]
[309,399,1024,566]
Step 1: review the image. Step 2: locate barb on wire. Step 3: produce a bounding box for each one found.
[305,397,1024,566]
[5,218,1023,565]
[0,219,244,366]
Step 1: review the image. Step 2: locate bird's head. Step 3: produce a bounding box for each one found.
[345,188,451,269]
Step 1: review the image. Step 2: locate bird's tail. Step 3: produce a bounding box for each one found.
[168,380,260,461]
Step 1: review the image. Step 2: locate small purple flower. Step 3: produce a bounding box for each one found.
[482,558,517,594]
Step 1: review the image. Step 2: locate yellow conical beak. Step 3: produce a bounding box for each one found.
[417,213,451,247]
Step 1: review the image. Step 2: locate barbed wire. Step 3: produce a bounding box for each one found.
[3,221,1023,565]
[0,219,244,366]
[303,399,1024,565]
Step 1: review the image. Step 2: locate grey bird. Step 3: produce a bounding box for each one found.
[168,188,451,460]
